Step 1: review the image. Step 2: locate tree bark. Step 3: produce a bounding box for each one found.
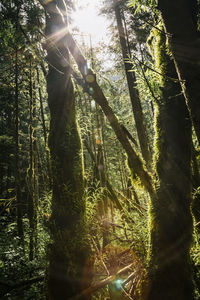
[44,2,92,299]
[157,0,200,145]
[191,143,200,234]
[145,26,194,300]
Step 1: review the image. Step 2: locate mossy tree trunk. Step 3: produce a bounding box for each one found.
[157,0,200,236]
[44,2,92,299]
[146,26,194,300]
[157,0,200,145]
[191,143,200,233]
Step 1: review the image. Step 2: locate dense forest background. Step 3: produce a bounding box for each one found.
[0,0,200,299]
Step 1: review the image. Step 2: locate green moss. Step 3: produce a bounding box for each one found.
[147,22,172,87]
[145,19,194,300]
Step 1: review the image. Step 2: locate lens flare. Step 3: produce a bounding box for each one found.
[114,278,123,290]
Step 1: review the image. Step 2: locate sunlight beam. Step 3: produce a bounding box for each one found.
[71,1,110,45]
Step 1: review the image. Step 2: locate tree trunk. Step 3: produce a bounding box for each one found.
[36,68,47,146]
[36,67,52,189]
[145,26,194,300]
[28,58,37,261]
[15,0,24,242]
[15,46,24,240]
[157,0,200,145]
[114,1,152,167]
[191,143,200,234]
[44,3,92,299]
[95,105,110,247]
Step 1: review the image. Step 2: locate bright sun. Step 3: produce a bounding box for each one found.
[71,1,110,45]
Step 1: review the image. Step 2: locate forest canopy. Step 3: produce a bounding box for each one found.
[0,0,200,299]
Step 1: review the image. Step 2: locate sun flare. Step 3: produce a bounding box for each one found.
[71,1,110,44]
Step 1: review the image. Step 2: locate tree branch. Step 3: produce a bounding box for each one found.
[41,1,154,195]
[69,264,133,300]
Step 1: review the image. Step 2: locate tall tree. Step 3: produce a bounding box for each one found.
[42,1,92,298]
[15,14,24,240]
[144,24,194,300]
[27,56,37,261]
[113,0,152,167]
[156,0,200,145]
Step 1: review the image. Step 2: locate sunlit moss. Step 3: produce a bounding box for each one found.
[145,20,194,300]
[147,22,171,87]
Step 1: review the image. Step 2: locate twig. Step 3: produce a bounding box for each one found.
[91,237,110,276]
[141,19,172,37]
[128,54,184,83]
[122,287,134,300]
[122,271,137,287]
[139,44,159,105]
[116,190,146,217]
